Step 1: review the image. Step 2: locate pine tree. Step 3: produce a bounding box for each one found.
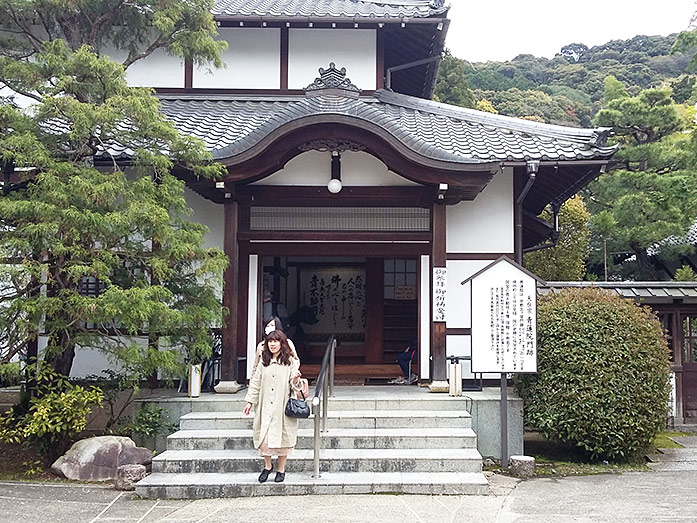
[0,1,227,379]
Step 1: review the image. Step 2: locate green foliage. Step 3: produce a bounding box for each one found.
[434,52,475,108]
[672,28,697,71]
[475,98,497,114]
[525,196,591,281]
[474,87,591,126]
[124,404,176,440]
[514,287,670,461]
[603,75,628,103]
[674,265,697,281]
[0,362,22,387]
[0,361,103,458]
[586,80,697,280]
[595,87,684,145]
[0,2,228,376]
[670,75,697,104]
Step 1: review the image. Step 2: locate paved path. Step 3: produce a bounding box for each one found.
[2,434,697,523]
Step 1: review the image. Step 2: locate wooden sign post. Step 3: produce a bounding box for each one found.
[462,257,542,467]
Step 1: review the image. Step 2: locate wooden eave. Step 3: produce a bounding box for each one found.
[194,119,496,201]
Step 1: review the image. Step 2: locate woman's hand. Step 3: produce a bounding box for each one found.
[243,402,252,415]
[291,370,302,383]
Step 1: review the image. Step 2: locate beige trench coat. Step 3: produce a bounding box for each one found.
[244,357,301,449]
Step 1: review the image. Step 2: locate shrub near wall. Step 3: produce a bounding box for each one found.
[515,287,670,460]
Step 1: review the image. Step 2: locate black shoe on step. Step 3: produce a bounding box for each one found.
[274,471,285,483]
[258,468,273,483]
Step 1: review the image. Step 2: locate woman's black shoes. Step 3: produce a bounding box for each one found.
[258,467,273,483]
[274,471,285,483]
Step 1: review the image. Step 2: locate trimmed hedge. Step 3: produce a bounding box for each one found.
[514,287,670,460]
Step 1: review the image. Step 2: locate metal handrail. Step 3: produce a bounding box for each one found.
[311,335,336,478]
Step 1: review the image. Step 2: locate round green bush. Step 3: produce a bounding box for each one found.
[514,287,670,460]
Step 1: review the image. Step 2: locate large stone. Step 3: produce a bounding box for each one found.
[51,436,153,482]
[508,455,535,477]
[115,464,148,491]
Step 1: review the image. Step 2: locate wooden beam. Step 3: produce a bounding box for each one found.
[376,28,385,89]
[184,60,193,89]
[221,201,239,381]
[235,185,437,207]
[280,27,289,90]
[243,242,430,257]
[239,231,431,243]
[431,202,447,381]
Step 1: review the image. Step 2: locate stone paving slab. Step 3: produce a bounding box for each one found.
[5,469,697,522]
[671,435,697,448]
[496,470,697,523]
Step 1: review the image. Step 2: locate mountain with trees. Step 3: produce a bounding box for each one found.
[437,30,697,280]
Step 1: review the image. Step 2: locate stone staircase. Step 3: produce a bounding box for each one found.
[0,388,20,414]
[135,395,489,498]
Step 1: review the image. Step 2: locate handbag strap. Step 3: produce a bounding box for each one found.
[289,384,306,401]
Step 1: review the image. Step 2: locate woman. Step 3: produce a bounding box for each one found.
[243,329,303,483]
[251,316,298,378]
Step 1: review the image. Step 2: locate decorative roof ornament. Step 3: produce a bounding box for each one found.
[305,63,361,96]
[298,139,366,153]
[589,128,611,147]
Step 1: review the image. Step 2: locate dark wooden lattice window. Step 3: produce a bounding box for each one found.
[683,315,697,364]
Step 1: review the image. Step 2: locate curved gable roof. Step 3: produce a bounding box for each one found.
[158,90,617,166]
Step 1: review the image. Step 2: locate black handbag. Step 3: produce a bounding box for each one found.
[285,388,310,418]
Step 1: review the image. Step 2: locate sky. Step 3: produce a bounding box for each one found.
[446,0,696,63]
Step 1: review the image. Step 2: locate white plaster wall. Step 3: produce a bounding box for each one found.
[446,168,514,253]
[289,29,376,90]
[0,87,35,109]
[253,151,418,186]
[102,46,184,88]
[445,259,494,329]
[194,28,280,89]
[184,187,224,250]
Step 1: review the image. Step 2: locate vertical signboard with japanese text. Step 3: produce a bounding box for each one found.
[433,267,447,322]
[468,258,538,373]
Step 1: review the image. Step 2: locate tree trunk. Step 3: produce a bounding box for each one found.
[49,342,76,376]
[47,330,76,377]
[631,244,656,280]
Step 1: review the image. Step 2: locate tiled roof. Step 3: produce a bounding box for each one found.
[211,0,448,19]
[154,89,617,165]
[539,281,697,302]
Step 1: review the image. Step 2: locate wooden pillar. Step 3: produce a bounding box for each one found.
[365,258,384,364]
[431,203,447,381]
[674,310,684,420]
[221,201,239,381]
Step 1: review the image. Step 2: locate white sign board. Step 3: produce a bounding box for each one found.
[468,258,538,373]
[433,267,447,322]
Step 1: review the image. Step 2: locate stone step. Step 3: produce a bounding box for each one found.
[152,448,483,474]
[167,428,477,451]
[135,471,490,498]
[0,388,20,404]
[152,396,473,415]
[179,410,472,430]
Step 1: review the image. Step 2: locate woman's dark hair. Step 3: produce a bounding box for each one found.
[265,316,283,333]
[261,330,294,366]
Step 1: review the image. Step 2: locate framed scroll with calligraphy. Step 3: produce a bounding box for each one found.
[298,267,366,341]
